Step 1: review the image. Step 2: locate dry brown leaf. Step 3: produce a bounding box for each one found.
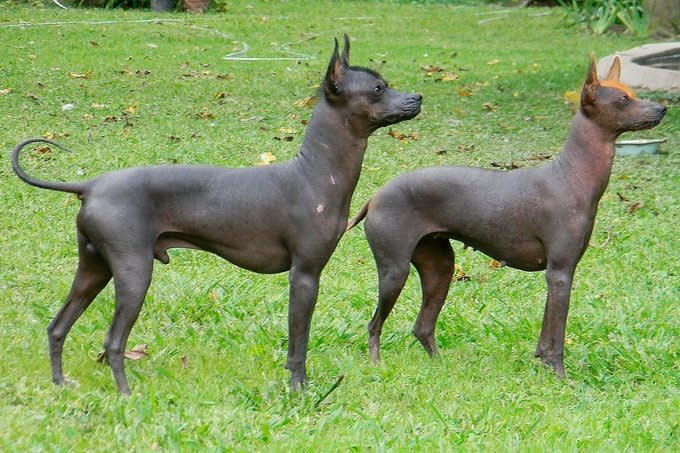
[439,72,459,82]
[458,88,473,97]
[387,129,419,143]
[628,201,644,215]
[194,110,215,120]
[0,88,11,96]
[67,71,92,79]
[43,132,69,140]
[453,264,471,282]
[124,344,149,361]
[294,96,317,108]
[490,259,504,269]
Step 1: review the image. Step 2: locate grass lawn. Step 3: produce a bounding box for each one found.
[1,1,678,450]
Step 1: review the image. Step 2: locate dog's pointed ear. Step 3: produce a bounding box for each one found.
[606,55,622,81]
[581,53,600,109]
[324,37,345,97]
[585,52,599,86]
[341,33,350,66]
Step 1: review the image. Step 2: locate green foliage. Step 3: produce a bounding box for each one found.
[1,1,678,451]
[558,0,649,36]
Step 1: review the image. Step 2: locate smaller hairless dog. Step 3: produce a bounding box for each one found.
[12,35,422,394]
[347,55,666,377]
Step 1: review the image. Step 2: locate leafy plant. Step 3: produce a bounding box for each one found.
[558,0,649,36]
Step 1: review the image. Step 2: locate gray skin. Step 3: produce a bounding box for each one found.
[347,56,666,378]
[11,35,422,394]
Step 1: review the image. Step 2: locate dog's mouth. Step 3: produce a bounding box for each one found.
[381,100,422,125]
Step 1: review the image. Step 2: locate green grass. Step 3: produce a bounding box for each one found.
[1,1,679,450]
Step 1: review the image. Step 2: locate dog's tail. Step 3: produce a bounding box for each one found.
[346,200,370,231]
[12,138,88,194]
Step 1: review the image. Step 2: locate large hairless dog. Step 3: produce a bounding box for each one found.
[12,35,422,394]
[347,55,665,378]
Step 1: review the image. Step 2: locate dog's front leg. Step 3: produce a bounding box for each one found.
[535,264,576,378]
[285,263,322,391]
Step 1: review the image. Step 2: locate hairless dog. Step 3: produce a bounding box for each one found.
[347,55,665,378]
[12,35,422,394]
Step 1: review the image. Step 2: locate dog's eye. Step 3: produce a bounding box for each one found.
[618,95,630,104]
[374,85,383,94]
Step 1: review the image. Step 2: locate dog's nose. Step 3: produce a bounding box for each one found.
[413,93,423,103]
[659,104,667,116]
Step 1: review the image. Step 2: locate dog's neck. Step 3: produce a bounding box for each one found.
[554,111,618,205]
[293,97,368,197]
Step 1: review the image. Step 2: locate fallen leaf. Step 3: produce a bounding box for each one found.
[67,71,92,79]
[274,135,294,142]
[124,344,149,361]
[526,153,552,161]
[387,129,419,143]
[0,88,11,96]
[43,132,69,140]
[214,91,228,100]
[457,143,475,152]
[453,264,471,282]
[168,135,181,142]
[125,102,137,114]
[278,127,296,135]
[487,58,501,65]
[146,43,159,49]
[490,259,504,269]
[91,103,106,109]
[194,110,215,120]
[103,115,120,122]
[482,102,496,112]
[258,151,277,166]
[439,72,459,82]
[490,160,522,170]
[181,355,189,369]
[26,92,40,101]
[458,88,473,97]
[294,96,317,108]
[89,40,99,47]
[421,64,443,76]
[628,201,644,215]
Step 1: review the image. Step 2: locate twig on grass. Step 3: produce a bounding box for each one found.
[315,374,345,408]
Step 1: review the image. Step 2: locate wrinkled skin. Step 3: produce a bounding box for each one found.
[348,55,665,378]
[12,35,422,394]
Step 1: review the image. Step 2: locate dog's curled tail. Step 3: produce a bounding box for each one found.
[346,200,370,231]
[12,138,87,194]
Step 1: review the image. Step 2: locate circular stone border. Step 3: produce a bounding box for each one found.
[598,42,680,92]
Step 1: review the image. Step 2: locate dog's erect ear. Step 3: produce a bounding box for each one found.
[606,55,622,81]
[341,33,350,66]
[585,52,599,86]
[581,53,600,109]
[324,37,346,96]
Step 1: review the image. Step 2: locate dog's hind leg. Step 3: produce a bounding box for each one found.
[411,235,454,357]
[48,232,112,386]
[101,249,154,395]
